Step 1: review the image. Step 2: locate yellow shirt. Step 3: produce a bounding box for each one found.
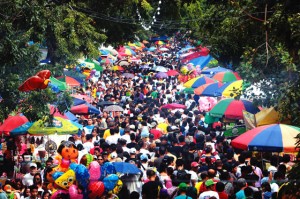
[103,129,111,139]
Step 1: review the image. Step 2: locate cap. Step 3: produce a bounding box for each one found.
[140,154,148,161]
[129,125,135,130]
[178,182,187,191]
[150,122,157,128]
[191,162,199,168]
[129,148,136,154]
[29,163,37,168]
[4,184,12,192]
[205,179,215,187]
[111,152,117,159]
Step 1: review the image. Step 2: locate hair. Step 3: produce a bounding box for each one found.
[29,185,39,192]
[216,182,225,192]
[261,182,271,192]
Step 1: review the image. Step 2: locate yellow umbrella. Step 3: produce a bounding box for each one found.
[157,123,168,134]
[183,76,202,88]
[218,80,244,97]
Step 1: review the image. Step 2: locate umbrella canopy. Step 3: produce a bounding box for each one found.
[188,55,212,69]
[231,124,300,152]
[201,66,232,76]
[155,41,164,45]
[161,103,186,110]
[50,106,78,122]
[152,66,168,72]
[104,105,124,112]
[0,115,29,136]
[97,101,118,107]
[28,117,80,135]
[209,98,260,119]
[112,162,141,174]
[183,76,203,88]
[166,70,179,76]
[121,73,134,79]
[215,80,246,97]
[10,122,33,136]
[49,77,67,91]
[182,88,195,94]
[70,103,100,115]
[100,58,113,65]
[111,65,124,71]
[57,76,81,87]
[212,71,241,83]
[155,72,168,79]
[73,97,86,106]
[117,60,129,66]
[187,76,217,88]
[83,59,103,72]
[71,94,92,103]
[148,46,157,52]
[194,82,224,96]
[159,47,169,51]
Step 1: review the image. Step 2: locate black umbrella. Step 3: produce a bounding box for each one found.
[97,101,118,107]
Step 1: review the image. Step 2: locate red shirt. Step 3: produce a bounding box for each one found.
[218,191,228,199]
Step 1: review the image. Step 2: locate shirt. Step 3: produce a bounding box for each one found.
[199,191,220,199]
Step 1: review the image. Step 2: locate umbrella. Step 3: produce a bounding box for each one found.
[111,65,124,71]
[121,73,134,79]
[70,103,100,115]
[104,105,124,112]
[97,101,118,107]
[100,58,113,65]
[231,124,300,152]
[83,59,103,72]
[112,162,141,174]
[183,76,203,88]
[49,77,67,91]
[161,103,187,110]
[0,115,29,136]
[166,70,179,76]
[215,80,247,97]
[194,82,224,96]
[201,66,232,76]
[182,88,195,94]
[71,94,92,103]
[155,72,168,79]
[155,41,164,45]
[159,47,169,51]
[50,106,78,122]
[117,60,129,66]
[209,98,260,119]
[10,122,33,136]
[28,117,80,135]
[57,76,81,87]
[188,55,212,69]
[186,76,217,88]
[212,71,241,83]
[73,97,86,106]
[148,46,157,52]
[152,66,168,72]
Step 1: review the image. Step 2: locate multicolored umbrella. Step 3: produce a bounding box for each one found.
[70,103,100,115]
[121,73,134,79]
[0,115,29,136]
[161,103,186,110]
[231,124,300,152]
[100,58,113,65]
[215,80,247,97]
[10,122,33,136]
[57,76,81,87]
[49,77,67,91]
[155,72,168,79]
[187,76,217,88]
[71,94,92,103]
[183,76,202,88]
[201,66,232,77]
[194,82,223,96]
[209,98,260,119]
[111,65,124,71]
[166,70,179,76]
[212,71,241,83]
[155,41,164,45]
[28,117,80,135]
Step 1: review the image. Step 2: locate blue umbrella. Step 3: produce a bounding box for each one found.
[112,162,141,174]
[64,111,78,122]
[189,55,212,69]
[201,66,232,77]
[10,122,33,135]
[73,97,86,106]
[70,103,100,115]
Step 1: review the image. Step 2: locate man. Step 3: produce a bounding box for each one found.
[189,162,199,187]
[199,179,219,199]
[235,178,247,199]
[175,183,192,199]
[0,182,7,199]
[97,116,107,137]
[83,118,94,135]
[142,169,160,199]
[22,163,37,186]
[83,134,94,152]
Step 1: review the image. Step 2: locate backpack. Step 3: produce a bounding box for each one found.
[176,169,188,183]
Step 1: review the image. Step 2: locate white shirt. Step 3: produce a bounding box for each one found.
[105,134,120,145]
[83,141,94,152]
[199,190,220,199]
[22,173,34,186]
[189,170,199,182]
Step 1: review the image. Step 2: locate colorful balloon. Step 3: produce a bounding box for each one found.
[89,161,101,182]
[103,174,119,191]
[88,181,105,199]
[69,185,83,199]
[54,170,76,190]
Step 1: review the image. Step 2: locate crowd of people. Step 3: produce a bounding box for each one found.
[0,35,296,199]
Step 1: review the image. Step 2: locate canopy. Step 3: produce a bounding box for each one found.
[57,76,81,87]
[49,77,67,91]
[188,55,212,69]
[212,71,241,83]
[0,115,29,136]
[201,66,232,76]
[194,82,223,96]
[70,103,100,115]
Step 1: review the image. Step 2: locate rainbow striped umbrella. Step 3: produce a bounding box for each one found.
[183,76,202,88]
[231,124,300,152]
[212,71,241,83]
[190,76,217,88]
[155,40,164,45]
[209,98,260,119]
[215,80,246,97]
[194,82,224,96]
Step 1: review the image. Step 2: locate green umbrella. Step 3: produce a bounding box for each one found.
[182,88,195,94]
[84,59,103,72]
[49,77,67,91]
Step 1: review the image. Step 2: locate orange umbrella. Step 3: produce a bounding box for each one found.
[57,76,80,87]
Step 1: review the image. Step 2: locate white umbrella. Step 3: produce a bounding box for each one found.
[159,47,169,52]
[152,66,169,72]
[103,105,124,112]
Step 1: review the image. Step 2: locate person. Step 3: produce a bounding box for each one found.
[215,182,228,199]
[24,185,39,199]
[142,169,160,199]
[0,183,7,199]
[41,190,50,199]
[20,187,30,199]
[32,173,43,193]
[22,163,37,186]
[235,178,247,199]
[175,183,192,199]
[199,179,219,199]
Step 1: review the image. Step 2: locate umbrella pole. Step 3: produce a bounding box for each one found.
[261,152,264,171]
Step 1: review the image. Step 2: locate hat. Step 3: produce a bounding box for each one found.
[140,154,148,161]
[191,162,199,168]
[4,184,12,192]
[205,179,215,187]
[178,182,188,191]
[29,163,37,168]
[111,152,117,159]
[141,129,150,138]
[129,148,137,154]
[129,125,135,130]
[150,122,157,128]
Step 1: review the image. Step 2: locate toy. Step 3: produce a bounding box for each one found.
[18,70,51,91]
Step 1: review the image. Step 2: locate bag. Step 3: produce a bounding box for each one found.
[176,169,188,183]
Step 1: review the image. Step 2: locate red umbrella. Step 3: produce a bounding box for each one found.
[182,47,210,63]
[161,103,186,110]
[71,94,92,103]
[166,70,179,76]
[0,115,29,136]
[70,103,100,115]
[57,76,80,87]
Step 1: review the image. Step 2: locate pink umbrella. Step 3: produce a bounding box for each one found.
[71,94,92,103]
[155,72,168,79]
[161,103,187,110]
[0,115,29,136]
[166,70,179,76]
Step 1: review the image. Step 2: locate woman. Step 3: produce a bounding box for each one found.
[41,189,51,199]
[33,173,43,193]
[20,186,30,199]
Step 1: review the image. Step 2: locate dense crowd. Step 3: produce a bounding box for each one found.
[0,36,296,199]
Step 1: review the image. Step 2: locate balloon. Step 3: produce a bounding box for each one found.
[54,169,76,190]
[112,179,123,194]
[18,70,51,92]
[60,158,71,169]
[100,162,116,180]
[88,181,105,199]
[69,185,83,199]
[70,163,90,189]
[57,141,78,162]
[89,161,101,182]
[103,174,119,192]
[51,190,69,199]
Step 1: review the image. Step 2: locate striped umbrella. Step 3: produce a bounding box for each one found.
[215,80,247,97]
[212,71,241,83]
[194,82,224,96]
